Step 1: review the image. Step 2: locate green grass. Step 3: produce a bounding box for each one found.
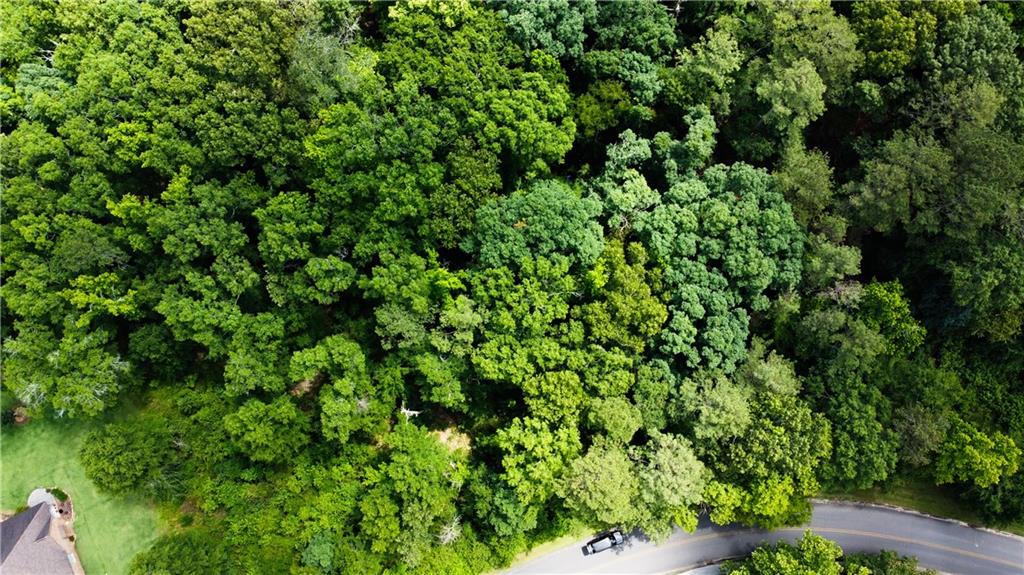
[822,478,1024,537]
[1,417,161,575]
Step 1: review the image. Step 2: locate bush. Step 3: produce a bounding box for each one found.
[48,487,69,502]
[79,419,173,494]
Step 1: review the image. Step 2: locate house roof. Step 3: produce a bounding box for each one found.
[0,503,74,575]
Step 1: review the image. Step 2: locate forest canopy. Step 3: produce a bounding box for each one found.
[1,0,1022,573]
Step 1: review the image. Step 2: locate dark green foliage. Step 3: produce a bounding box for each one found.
[80,419,174,495]
[844,550,938,575]
[464,180,604,270]
[129,527,233,575]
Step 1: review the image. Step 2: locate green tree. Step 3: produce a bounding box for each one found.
[577,239,667,354]
[634,433,709,539]
[598,131,805,371]
[290,334,393,444]
[587,396,642,444]
[2,321,129,417]
[307,2,575,256]
[560,445,638,526]
[721,531,846,575]
[496,417,581,506]
[859,281,926,356]
[360,423,465,567]
[464,180,604,270]
[499,0,597,61]
[844,550,938,575]
[935,417,1021,488]
[223,397,310,464]
[80,419,174,494]
[662,26,743,116]
[755,58,826,141]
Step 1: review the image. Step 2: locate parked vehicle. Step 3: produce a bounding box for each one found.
[581,529,625,556]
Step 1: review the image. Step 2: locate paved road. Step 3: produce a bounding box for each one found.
[505,502,1024,575]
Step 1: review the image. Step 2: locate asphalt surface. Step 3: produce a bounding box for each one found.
[504,502,1024,575]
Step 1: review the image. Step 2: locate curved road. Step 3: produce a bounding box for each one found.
[505,502,1024,575]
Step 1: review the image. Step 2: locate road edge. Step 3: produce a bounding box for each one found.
[501,499,1024,575]
[810,498,1024,543]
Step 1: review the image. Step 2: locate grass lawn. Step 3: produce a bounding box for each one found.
[822,477,1024,536]
[1,417,161,575]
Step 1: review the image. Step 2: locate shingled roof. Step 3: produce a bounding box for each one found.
[0,503,74,575]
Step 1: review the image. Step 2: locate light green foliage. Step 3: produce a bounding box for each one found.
[859,281,927,356]
[286,5,370,114]
[722,531,844,575]
[361,423,465,566]
[800,235,861,291]
[578,240,667,354]
[255,191,355,306]
[756,58,826,139]
[851,0,960,79]
[560,445,639,526]
[935,418,1021,488]
[468,257,577,392]
[464,180,604,270]
[223,313,289,396]
[359,252,477,411]
[735,339,802,397]
[2,321,129,417]
[720,1,860,159]
[701,346,830,528]
[761,1,862,99]
[689,370,752,442]
[496,417,581,506]
[223,397,310,464]
[634,433,709,540]
[775,146,836,230]
[587,396,643,444]
[663,26,743,116]
[677,106,720,173]
[707,391,830,528]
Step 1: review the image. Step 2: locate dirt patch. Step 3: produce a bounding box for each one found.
[290,373,325,397]
[431,427,471,453]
